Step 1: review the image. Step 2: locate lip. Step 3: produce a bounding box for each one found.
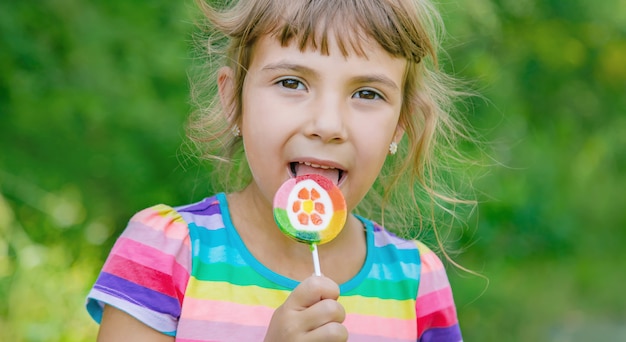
[287,158,348,186]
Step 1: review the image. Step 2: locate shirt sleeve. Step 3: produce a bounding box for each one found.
[85,204,192,336]
[415,241,463,342]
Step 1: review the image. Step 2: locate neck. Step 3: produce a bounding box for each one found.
[227,182,301,253]
[226,182,367,283]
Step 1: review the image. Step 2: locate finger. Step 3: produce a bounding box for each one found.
[309,298,346,324]
[295,297,346,334]
[303,321,349,342]
[288,275,340,310]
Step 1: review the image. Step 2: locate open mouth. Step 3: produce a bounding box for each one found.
[289,161,345,185]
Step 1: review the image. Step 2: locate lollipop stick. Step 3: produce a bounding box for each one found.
[311,243,321,276]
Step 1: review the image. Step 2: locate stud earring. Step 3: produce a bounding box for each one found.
[232,124,241,137]
[389,141,398,155]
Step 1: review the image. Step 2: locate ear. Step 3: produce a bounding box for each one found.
[217,66,236,123]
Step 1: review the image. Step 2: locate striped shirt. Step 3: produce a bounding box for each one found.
[86,193,462,341]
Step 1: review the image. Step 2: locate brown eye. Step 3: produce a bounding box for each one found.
[353,89,382,100]
[278,78,305,90]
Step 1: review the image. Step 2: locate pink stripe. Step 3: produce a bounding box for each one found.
[417,268,449,295]
[104,254,180,299]
[416,286,455,317]
[273,178,293,208]
[130,205,191,241]
[343,313,416,339]
[181,300,417,340]
[110,238,190,295]
[181,298,274,326]
[416,254,449,295]
[177,319,267,341]
[419,249,443,272]
[117,222,191,266]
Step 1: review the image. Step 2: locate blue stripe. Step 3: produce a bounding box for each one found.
[191,222,230,247]
[369,243,420,264]
[369,261,421,281]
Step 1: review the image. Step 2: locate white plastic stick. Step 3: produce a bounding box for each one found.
[311,243,321,276]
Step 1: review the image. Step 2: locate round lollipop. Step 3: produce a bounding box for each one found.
[273,174,347,275]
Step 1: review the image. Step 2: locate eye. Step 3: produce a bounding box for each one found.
[353,89,383,100]
[277,78,306,90]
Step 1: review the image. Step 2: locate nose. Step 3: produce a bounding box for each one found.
[304,92,348,143]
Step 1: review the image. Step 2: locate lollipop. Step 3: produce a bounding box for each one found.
[273,174,347,275]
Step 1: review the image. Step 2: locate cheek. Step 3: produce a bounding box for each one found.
[358,120,398,149]
[354,122,398,171]
[241,92,286,133]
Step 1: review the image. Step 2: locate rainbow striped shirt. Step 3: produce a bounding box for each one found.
[86,193,462,341]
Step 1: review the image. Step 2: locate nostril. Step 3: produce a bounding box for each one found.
[305,111,348,143]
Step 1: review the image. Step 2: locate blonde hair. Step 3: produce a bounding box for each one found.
[188,0,478,251]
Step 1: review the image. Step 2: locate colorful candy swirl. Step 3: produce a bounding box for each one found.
[273,174,347,245]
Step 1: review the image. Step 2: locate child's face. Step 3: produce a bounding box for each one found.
[238,34,406,212]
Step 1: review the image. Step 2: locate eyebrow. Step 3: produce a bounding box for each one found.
[261,62,400,91]
[262,62,315,76]
[351,75,400,91]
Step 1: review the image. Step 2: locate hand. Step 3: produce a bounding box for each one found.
[264,275,348,341]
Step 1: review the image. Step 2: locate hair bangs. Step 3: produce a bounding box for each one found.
[254,0,430,63]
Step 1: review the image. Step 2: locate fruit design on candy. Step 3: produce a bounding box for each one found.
[273,174,347,275]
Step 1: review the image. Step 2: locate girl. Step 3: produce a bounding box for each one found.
[87,0,474,340]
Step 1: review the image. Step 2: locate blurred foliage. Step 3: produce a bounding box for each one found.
[0,0,624,341]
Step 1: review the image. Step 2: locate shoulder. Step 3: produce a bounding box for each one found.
[124,194,224,234]
[414,241,447,282]
[85,203,192,333]
[365,220,422,284]
[363,220,423,275]
[413,240,453,301]
[370,221,421,252]
[85,196,224,334]
[368,222,449,281]
[354,218,462,339]
[172,193,227,228]
[366,219,447,275]
[125,204,189,239]
[121,194,226,252]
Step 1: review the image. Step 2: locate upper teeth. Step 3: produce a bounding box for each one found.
[301,161,335,170]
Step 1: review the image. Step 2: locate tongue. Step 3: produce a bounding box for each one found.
[296,164,339,185]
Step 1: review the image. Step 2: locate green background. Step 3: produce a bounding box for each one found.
[1,0,624,340]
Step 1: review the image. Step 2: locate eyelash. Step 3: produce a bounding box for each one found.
[276,78,385,101]
[353,89,384,101]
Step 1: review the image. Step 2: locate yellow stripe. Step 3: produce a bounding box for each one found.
[187,278,415,320]
[339,294,416,320]
[415,240,433,254]
[186,277,290,307]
